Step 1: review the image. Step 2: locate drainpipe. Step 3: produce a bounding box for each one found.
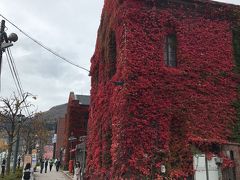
[205,155,209,180]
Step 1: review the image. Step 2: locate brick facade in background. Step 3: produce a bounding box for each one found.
[43,145,53,159]
[55,92,90,166]
[56,117,65,161]
[87,0,240,179]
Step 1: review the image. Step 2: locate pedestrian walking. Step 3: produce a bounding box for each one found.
[1,158,6,177]
[55,159,61,172]
[44,159,48,173]
[22,163,33,180]
[40,159,44,174]
[74,161,81,180]
[49,159,54,172]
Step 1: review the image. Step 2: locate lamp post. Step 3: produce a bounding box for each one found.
[36,141,39,164]
[60,147,63,163]
[52,123,57,160]
[13,114,24,173]
[79,136,87,180]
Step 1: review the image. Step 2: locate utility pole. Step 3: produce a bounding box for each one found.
[0,20,6,83]
[0,19,18,88]
[13,114,24,173]
[13,125,20,173]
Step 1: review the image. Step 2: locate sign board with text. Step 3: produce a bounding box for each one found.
[24,155,32,165]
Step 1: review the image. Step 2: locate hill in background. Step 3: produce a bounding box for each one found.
[42,103,67,130]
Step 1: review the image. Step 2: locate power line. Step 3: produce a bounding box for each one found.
[5,51,21,97]
[5,48,31,116]
[0,14,90,73]
[6,49,29,116]
[7,49,24,95]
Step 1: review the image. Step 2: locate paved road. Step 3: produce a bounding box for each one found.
[34,167,71,180]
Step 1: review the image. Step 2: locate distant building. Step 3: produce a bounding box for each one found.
[55,92,90,168]
[55,117,65,161]
[87,0,240,179]
[43,145,53,159]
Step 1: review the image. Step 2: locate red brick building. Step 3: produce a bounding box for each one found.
[87,0,240,179]
[56,117,65,162]
[55,92,90,166]
[222,143,240,179]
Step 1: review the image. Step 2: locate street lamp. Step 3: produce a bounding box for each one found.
[34,134,39,170]
[60,147,63,163]
[79,136,87,179]
[0,20,18,49]
[0,20,18,81]
[52,123,57,160]
[13,114,24,173]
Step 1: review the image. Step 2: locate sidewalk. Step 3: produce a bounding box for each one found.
[62,170,74,179]
[34,166,72,180]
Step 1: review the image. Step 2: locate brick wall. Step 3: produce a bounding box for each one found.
[57,92,89,166]
[222,144,240,180]
[56,117,65,161]
[87,0,240,178]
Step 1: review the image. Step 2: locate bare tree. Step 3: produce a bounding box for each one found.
[21,112,50,157]
[0,92,34,174]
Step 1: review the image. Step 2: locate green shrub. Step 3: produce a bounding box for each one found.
[0,168,23,180]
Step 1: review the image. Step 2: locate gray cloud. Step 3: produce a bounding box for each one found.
[0,0,103,112]
[0,0,238,112]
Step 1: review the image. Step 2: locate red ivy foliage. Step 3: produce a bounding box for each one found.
[87,0,240,179]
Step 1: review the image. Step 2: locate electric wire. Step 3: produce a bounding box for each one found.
[7,48,24,95]
[0,14,90,73]
[7,49,23,96]
[5,51,29,116]
[7,49,31,116]
[5,49,30,116]
[5,50,29,116]
[0,14,89,116]
[5,51,21,98]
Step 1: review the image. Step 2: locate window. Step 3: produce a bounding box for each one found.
[92,63,99,85]
[108,30,117,79]
[83,113,88,130]
[230,150,234,160]
[164,34,177,67]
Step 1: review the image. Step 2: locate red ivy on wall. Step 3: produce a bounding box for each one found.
[87,0,240,179]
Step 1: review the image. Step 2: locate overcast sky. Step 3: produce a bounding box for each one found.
[0,0,239,113]
[0,0,104,113]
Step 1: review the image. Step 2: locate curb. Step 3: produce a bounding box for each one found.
[61,170,73,180]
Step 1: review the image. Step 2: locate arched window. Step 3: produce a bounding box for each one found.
[164,34,177,67]
[108,30,117,79]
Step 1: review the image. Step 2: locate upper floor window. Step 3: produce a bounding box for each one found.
[108,30,117,79]
[164,34,177,67]
[92,63,99,85]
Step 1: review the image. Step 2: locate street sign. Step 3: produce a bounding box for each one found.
[24,155,32,165]
[161,165,166,173]
[32,149,37,154]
